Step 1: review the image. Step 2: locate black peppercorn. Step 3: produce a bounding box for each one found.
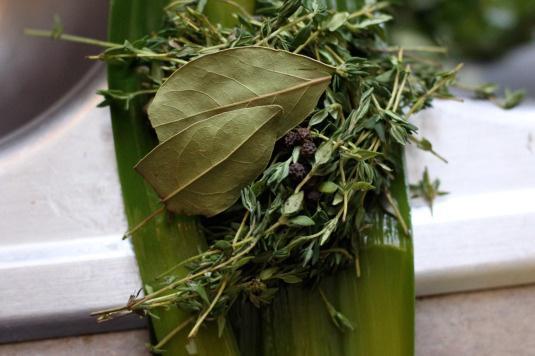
[289,162,307,180]
[300,140,316,157]
[283,130,298,148]
[296,127,311,142]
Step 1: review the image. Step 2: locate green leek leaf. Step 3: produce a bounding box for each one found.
[107,0,239,354]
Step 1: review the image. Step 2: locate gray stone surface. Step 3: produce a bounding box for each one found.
[2,284,535,355]
[0,330,149,356]
[416,284,535,356]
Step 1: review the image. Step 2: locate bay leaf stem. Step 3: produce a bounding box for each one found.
[122,206,165,239]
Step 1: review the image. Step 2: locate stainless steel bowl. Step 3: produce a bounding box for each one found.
[0,0,107,142]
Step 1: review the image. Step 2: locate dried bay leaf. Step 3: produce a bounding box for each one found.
[136,47,334,217]
[148,46,335,142]
[135,105,283,216]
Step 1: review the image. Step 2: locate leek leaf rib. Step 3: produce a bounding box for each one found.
[107,1,239,354]
[200,1,269,355]
[261,144,414,356]
[259,0,415,353]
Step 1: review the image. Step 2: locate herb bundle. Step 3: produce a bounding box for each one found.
[33,0,463,352]
[84,0,458,341]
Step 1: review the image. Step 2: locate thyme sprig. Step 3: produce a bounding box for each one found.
[63,0,458,341]
[410,167,448,213]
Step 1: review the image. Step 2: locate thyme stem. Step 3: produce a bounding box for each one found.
[347,1,390,20]
[385,190,409,236]
[188,279,228,338]
[294,31,319,54]
[232,211,250,247]
[151,316,195,352]
[255,13,315,45]
[24,29,120,48]
[407,63,463,117]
